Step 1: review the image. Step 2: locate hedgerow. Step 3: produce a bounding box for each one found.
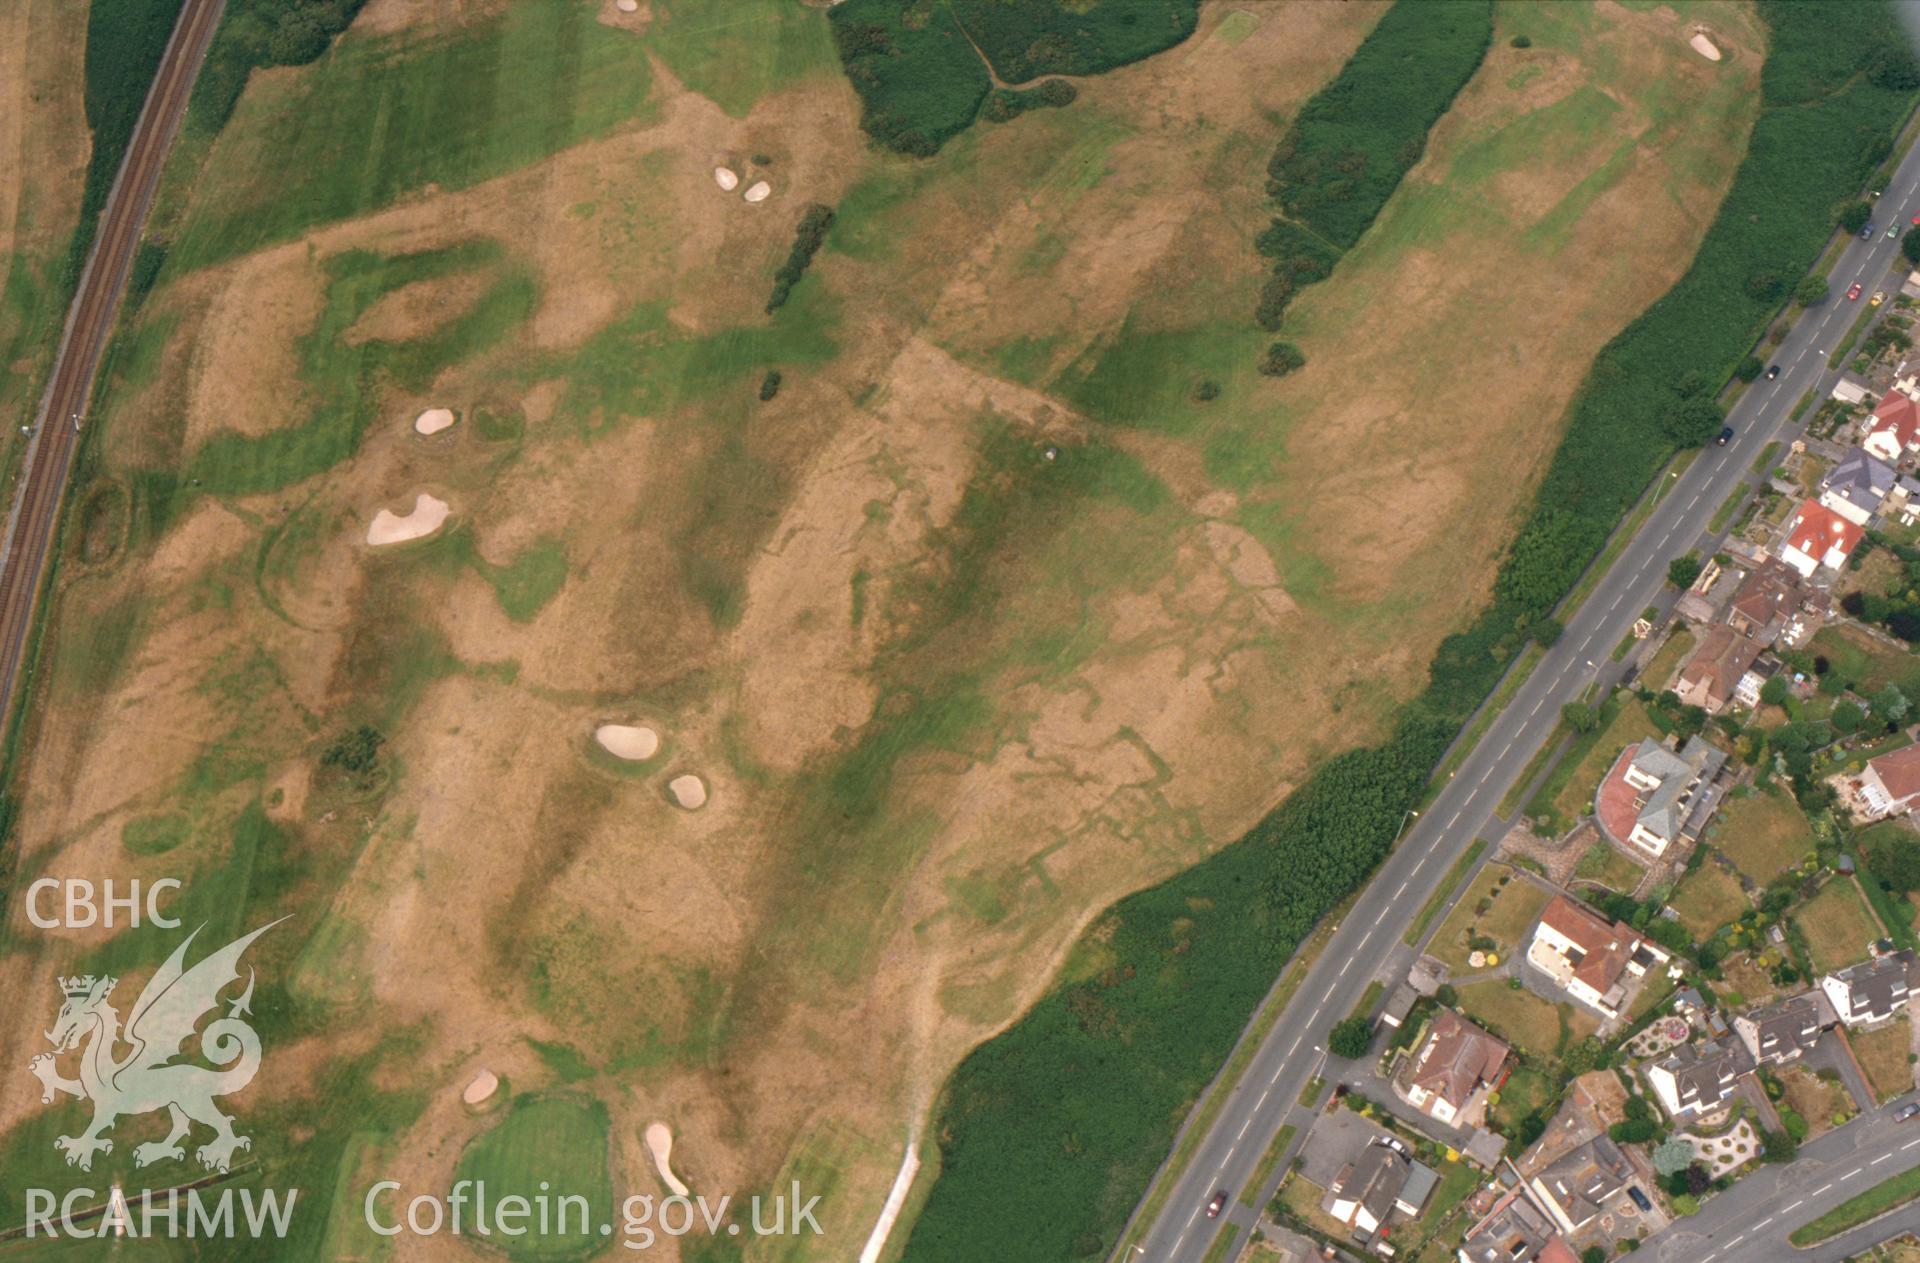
[981,80,1077,125]
[766,203,836,314]
[190,0,370,133]
[1253,0,1491,330]
[68,0,187,283]
[900,6,1916,1261]
[1493,0,1915,619]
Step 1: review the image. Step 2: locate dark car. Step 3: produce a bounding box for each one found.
[1863,223,1877,240]
[1628,1186,1653,1212]
[1206,1191,1228,1218]
[1896,1103,1919,1122]
[1716,426,1734,446]
[1766,364,1781,380]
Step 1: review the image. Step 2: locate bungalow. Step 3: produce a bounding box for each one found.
[1324,1140,1438,1240]
[1822,951,1918,1028]
[1644,1038,1753,1120]
[1733,993,1834,1067]
[1674,624,1762,715]
[1779,500,1865,578]
[1527,1135,1634,1237]
[1725,561,1825,648]
[1821,448,1898,526]
[1457,1189,1581,1263]
[1527,895,1670,1017]
[1865,389,1920,464]
[1852,743,1920,820]
[1395,1008,1512,1127]
[1597,735,1727,858]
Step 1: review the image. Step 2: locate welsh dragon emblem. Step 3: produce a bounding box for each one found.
[27,918,284,1174]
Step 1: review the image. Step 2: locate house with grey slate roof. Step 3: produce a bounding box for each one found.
[1733,992,1835,1067]
[1645,1037,1753,1120]
[1821,448,1898,526]
[1822,950,1918,1028]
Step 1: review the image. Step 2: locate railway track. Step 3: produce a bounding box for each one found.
[0,0,225,729]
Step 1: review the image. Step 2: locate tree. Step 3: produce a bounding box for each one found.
[1866,840,1920,895]
[1840,201,1873,234]
[1329,1016,1373,1059]
[1259,341,1307,377]
[1906,227,1920,268]
[1833,701,1865,734]
[1683,1163,1712,1195]
[1795,274,1830,306]
[1562,702,1599,734]
[1760,674,1789,707]
[1874,683,1912,725]
[1760,1127,1797,1163]
[1582,1248,1607,1263]
[1671,1193,1699,1215]
[1746,271,1785,304]
[1529,615,1563,647]
[1608,1118,1655,1143]
[758,370,782,402]
[1662,395,1722,447]
[1667,555,1702,589]
[1735,355,1764,382]
[1651,1138,1695,1176]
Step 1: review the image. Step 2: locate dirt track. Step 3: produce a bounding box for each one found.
[0,0,224,723]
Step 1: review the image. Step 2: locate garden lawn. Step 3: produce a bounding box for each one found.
[1641,627,1694,692]
[1428,866,1552,973]
[1487,1064,1553,1138]
[1456,980,1573,1062]
[1573,841,1646,895]
[1537,697,1662,833]
[1852,1018,1916,1104]
[1794,878,1886,974]
[1668,863,1749,938]
[1712,788,1812,883]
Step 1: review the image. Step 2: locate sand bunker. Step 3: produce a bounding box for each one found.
[366,493,450,546]
[594,724,659,761]
[668,774,707,810]
[743,181,771,204]
[414,407,456,435]
[644,1123,689,1196]
[615,0,638,9]
[1689,31,1721,61]
[714,167,739,192]
[462,1070,499,1106]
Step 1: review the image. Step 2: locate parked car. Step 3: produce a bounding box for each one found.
[1206,1191,1227,1218]
[1766,364,1781,380]
[1895,1102,1919,1122]
[1628,1187,1653,1212]
[1849,282,1865,300]
[1716,426,1734,446]
[1874,290,1888,306]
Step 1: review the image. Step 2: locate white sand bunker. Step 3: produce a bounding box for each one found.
[595,724,659,761]
[366,493,450,546]
[743,180,771,204]
[714,167,739,191]
[615,0,637,9]
[1689,30,1721,61]
[462,1070,499,1106]
[668,774,707,810]
[414,407,456,435]
[644,1123,689,1196]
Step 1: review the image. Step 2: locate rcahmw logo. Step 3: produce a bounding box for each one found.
[22,917,300,1240]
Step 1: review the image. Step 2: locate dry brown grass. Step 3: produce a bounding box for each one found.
[1713,789,1813,884]
[0,0,1767,1241]
[1669,863,1750,938]
[1430,866,1553,972]
[1796,879,1886,974]
[1852,1018,1917,1104]
[1778,1064,1855,1139]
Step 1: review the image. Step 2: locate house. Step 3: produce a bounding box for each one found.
[1734,656,1780,710]
[1644,1038,1753,1119]
[1779,500,1865,578]
[1725,561,1826,648]
[1596,735,1727,858]
[1396,1008,1512,1127]
[1733,993,1835,1067]
[1821,449,1898,526]
[1865,389,1920,464]
[1527,895,1670,1016]
[1323,1140,1438,1239]
[1822,950,1918,1028]
[1852,743,1920,819]
[1457,1189,1581,1263]
[1674,624,1762,714]
[1527,1135,1634,1236]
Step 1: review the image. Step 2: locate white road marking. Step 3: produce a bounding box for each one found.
[1784,1198,1804,1212]
[1338,956,1354,977]
[1815,1182,1834,1195]
[1904,1137,1920,1151]
[1874,1152,1892,1164]
[1394,880,1409,899]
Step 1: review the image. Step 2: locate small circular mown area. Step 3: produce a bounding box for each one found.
[452,1094,614,1261]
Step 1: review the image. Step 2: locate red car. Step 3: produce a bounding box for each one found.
[1849,282,1865,301]
[1910,211,1920,224]
[1206,1191,1228,1218]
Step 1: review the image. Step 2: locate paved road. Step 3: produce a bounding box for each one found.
[0,0,223,722]
[1131,129,1920,1263]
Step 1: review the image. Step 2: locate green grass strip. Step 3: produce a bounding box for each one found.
[1347,979,1386,1024]
[1789,1163,1920,1244]
[1709,484,1750,533]
[1402,838,1487,947]
[1754,438,1782,473]
[1830,301,1880,367]
[1199,1222,1243,1263]
[1242,1124,1298,1210]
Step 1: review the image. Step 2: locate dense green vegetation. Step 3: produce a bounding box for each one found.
[828,0,1196,155]
[766,203,837,313]
[173,4,659,269]
[902,7,1918,1261]
[70,0,186,281]
[1495,0,1916,619]
[1254,0,1492,330]
[191,0,370,132]
[982,79,1077,125]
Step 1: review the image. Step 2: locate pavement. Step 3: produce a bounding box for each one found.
[0,0,225,722]
[1127,124,1920,1263]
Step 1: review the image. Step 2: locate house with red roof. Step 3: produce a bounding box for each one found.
[1865,390,1920,464]
[1526,895,1669,1016]
[1848,743,1920,820]
[1779,499,1864,578]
